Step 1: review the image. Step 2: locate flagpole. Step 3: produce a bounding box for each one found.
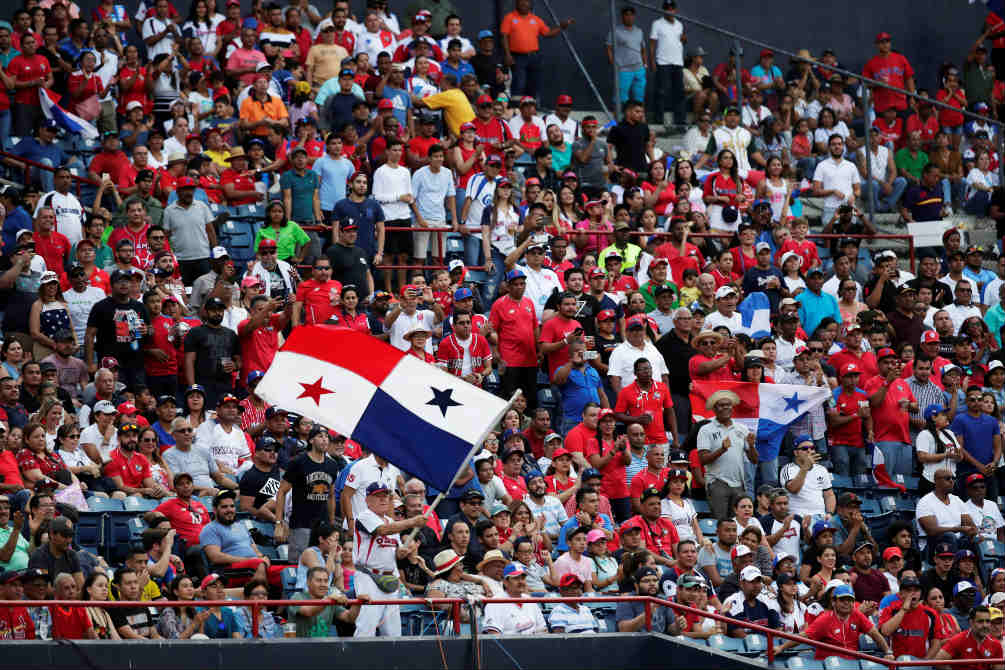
[406,389,523,542]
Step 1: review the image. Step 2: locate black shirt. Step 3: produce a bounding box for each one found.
[282,452,343,529]
[28,544,80,582]
[886,309,925,349]
[85,296,150,368]
[183,324,239,384]
[992,187,1005,240]
[544,291,602,336]
[607,120,651,173]
[920,567,957,603]
[110,606,155,637]
[863,275,898,314]
[239,465,282,510]
[905,276,951,308]
[470,53,505,95]
[656,328,696,397]
[326,242,370,291]
[323,92,359,132]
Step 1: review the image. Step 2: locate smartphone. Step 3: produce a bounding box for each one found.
[583,351,599,360]
[572,327,584,336]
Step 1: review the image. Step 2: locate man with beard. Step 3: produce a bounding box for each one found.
[184,297,240,407]
[544,268,600,334]
[812,134,861,225]
[275,426,342,563]
[85,269,150,385]
[523,470,569,543]
[200,490,274,584]
[106,423,169,499]
[616,566,686,633]
[238,436,282,521]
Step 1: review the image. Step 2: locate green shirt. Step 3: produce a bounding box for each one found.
[0,526,30,571]
[639,279,679,312]
[254,222,311,261]
[288,591,346,638]
[894,148,929,181]
[599,242,643,274]
[279,169,320,222]
[550,143,573,173]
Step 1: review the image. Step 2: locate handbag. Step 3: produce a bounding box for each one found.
[355,565,400,593]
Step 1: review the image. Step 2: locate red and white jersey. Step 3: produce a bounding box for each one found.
[355,29,396,63]
[436,332,492,379]
[354,507,400,574]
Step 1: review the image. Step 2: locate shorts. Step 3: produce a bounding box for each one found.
[413,219,449,259]
[384,218,413,255]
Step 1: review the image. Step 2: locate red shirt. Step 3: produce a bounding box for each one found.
[0,606,34,639]
[629,467,670,501]
[154,496,211,546]
[878,602,938,659]
[295,278,342,325]
[863,375,915,443]
[938,629,1004,670]
[828,349,879,385]
[89,150,133,187]
[511,118,544,152]
[145,314,178,376]
[614,381,673,444]
[522,428,547,459]
[540,315,581,378]
[34,230,70,272]
[238,313,284,381]
[872,116,904,149]
[563,422,593,456]
[778,238,821,270]
[901,356,949,388]
[862,53,915,112]
[501,474,528,499]
[489,294,538,367]
[407,135,440,161]
[584,437,629,499]
[689,354,734,382]
[0,451,23,488]
[830,389,869,448]
[545,474,576,496]
[105,447,152,488]
[331,307,371,334]
[988,11,1005,49]
[108,223,150,264]
[332,30,355,54]
[199,175,225,204]
[629,514,679,558]
[472,117,512,158]
[807,608,875,659]
[221,168,259,205]
[117,65,150,114]
[642,181,676,216]
[906,113,940,148]
[937,88,967,128]
[50,605,90,640]
[436,334,493,379]
[7,54,50,105]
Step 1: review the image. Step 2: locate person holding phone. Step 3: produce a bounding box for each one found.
[539,291,583,379]
[779,436,835,522]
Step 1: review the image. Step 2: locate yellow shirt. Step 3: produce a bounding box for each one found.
[109,578,162,601]
[420,88,475,136]
[240,94,289,136]
[306,43,350,85]
[204,148,232,168]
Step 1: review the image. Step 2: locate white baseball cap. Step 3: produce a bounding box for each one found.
[714,285,738,300]
[739,565,762,582]
[211,246,230,260]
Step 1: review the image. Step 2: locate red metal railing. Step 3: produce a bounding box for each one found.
[0,149,99,200]
[9,595,1000,666]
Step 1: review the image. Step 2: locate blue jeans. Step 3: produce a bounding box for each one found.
[861,177,908,213]
[744,457,779,499]
[876,440,912,478]
[511,51,543,99]
[462,234,483,267]
[942,178,965,209]
[830,444,870,477]
[618,68,646,104]
[39,158,55,193]
[0,110,10,151]
[484,247,506,306]
[796,157,818,181]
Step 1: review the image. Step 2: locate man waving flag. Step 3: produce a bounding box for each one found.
[256,326,513,492]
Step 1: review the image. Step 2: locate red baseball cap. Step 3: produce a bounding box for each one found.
[759,49,773,59]
[377,98,394,110]
[588,268,606,280]
[459,121,477,132]
[839,362,860,377]
[876,347,897,359]
[582,118,599,127]
[596,309,616,321]
[875,32,891,42]
[556,94,573,106]
[519,96,536,105]
[585,199,604,209]
[476,94,493,105]
[620,518,643,534]
[176,176,196,189]
[626,314,647,329]
[882,547,903,561]
[258,238,278,250]
[650,257,669,267]
[525,177,541,187]
[401,284,420,297]
[559,573,584,588]
[921,330,940,344]
[116,402,138,415]
[100,356,119,370]
[551,447,572,460]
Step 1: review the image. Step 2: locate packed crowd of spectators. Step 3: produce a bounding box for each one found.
[1,0,1005,664]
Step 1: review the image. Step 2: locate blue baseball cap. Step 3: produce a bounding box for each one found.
[478,29,494,40]
[454,287,473,301]
[184,384,206,398]
[505,268,526,281]
[924,403,947,421]
[954,580,976,596]
[523,469,545,485]
[833,584,855,599]
[242,17,258,28]
[502,562,526,579]
[366,482,390,496]
[812,520,835,538]
[581,468,601,481]
[246,370,265,386]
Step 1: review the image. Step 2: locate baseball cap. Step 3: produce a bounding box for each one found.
[204,297,225,311]
[966,473,987,487]
[241,275,263,289]
[620,518,643,534]
[176,176,196,189]
[626,314,647,330]
[448,259,465,274]
[156,394,177,407]
[459,489,484,502]
[506,268,526,281]
[502,563,526,579]
[899,575,921,588]
[954,580,976,595]
[585,529,606,544]
[714,285,737,299]
[730,544,752,559]
[453,287,473,301]
[109,269,132,284]
[739,565,762,582]
[921,330,940,344]
[264,406,287,419]
[116,402,139,416]
[476,93,492,105]
[477,29,493,40]
[51,517,74,536]
[837,492,861,507]
[596,309,616,322]
[668,449,689,463]
[200,573,222,589]
[839,362,861,377]
[258,238,278,251]
[875,347,897,360]
[876,31,892,42]
[811,520,835,538]
[556,94,573,106]
[934,541,957,557]
[210,246,229,260]
[882,547,903,562]
[365,482,390,496]
[93,400,117,415]
[559,573,584,588]
[853,541,873,555]
[581,468,602,482]
[377,98,394,110]
[755,241,771,253]
[677,573,704,589]
[833,584,856,599]
[923,403,947,421]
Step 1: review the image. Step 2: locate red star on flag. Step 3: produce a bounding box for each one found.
[297,377,334,405]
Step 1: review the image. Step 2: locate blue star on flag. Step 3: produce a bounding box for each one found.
[427,387,462,417]
[783,392,805,414]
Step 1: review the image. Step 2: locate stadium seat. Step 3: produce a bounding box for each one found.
[127,516,145,544]
[978,539,1005,559]
[86,497,125,512]
[217,218,264,273]
[280,567,297,599]
[75,512,103,555]
[105,512,138,563]
[692,500,711,516]
[787,658,824,670]
[859,661,886,670]
[744,634,768,654]
[830,475,853,491]
[858,498,880,516]
[823,656,859,670]
[123,496,159,513]
[859,634,877,652]
[699,517,717,537]
[708,634,745,653]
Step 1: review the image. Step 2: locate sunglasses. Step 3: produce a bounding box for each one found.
[140,437,157,442]
[260,250,277,255]
[67,433,80,439]
[809,347,824,353]
[174,427,194,433]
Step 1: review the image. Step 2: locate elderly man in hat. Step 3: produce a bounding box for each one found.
[482,563,548,634]
[697,390,757,520]
[689,328,734,382]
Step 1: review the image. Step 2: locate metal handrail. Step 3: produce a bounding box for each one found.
[0,148,99,200]
[10,594,1001,665]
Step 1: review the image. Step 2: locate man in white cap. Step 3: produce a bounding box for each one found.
[703,285,742,332]
[481,563,548,635]
[721,565,779,637]
[352,482,426,637]
[697,390,757,520]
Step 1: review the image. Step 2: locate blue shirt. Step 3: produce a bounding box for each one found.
[558,365,602,425]
[1,206,32,254]
[796,289,842,335]
[10,138,69,172]
[440,59,475,82]
[198,520,258,559]
[313,154,354,211]
[280,169,320,222]
[410,164,455,221]
[950,412,1001,468]
[381,85,412,127]
[331,197,385,257]
[556,514,614,551]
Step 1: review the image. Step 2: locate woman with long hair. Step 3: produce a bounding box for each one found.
[729,224,758,276]
[544,448,577,504]
[780,250,806,296]
[29,272,74,361]
[573,199,613,261]
[332,285,370,333]
[158,575,206,639]
[755,156,793,224]
[150,52,182,127]
[480,178,519,300]
[451,122,482,199]
[17,422,78,491]
[117,43,153,116]
[183,385,211,431]
[776,573,808,633]
[296,519,344,592]
[586,409,630,522]
[836,278,868,324]
[138,426,173,491]
[36,399,65,451]
[642,160,676,217]
[555,185,582,235]
[234,579,282,638]
[963,316,993,364]
[254,200,310,264]
[407,55,439,98]
[659,469,706,545]
[67,50,104,122]
[927,587,961,639]
[673,159,704,214]
[806,545,838,602]
[181,0,218,54]
[1,339,25,381]
[812,108,850,155]
[732,495,771,553]
[56,423,111,495]
[703,149,742,234]
[82,571,121,639]
[586,530,619,593]
[915,403,965,496]
[509,499,552,558]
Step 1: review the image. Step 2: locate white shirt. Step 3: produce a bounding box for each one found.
[438,35,474,55]
[964,498,1005,540]
[660,497,697,542]
[858,145,891,182]
[775,336,806,372]
[65,285,106,346]
[345,455,399,525]
[812,157,861,210]
[696,419,750,488]
[355,30,398,64]
[608,340,668,387]
[508,114,547,144]
[203,421,251,472]
[742,104,771,129]
[763,515,802,562]
[649,17,684,66]
[353,507,400,574]
[482,599,548,635]
[543,113,579,145]
[943,302,982,335]
[79,423,117,463]
[96,49,119,103]
[463,172,496,234]
[37,191,85,246]
[59,447,98,469]
[983,277,1004,310]
[915,491,969,539]
[388,308,436,353]
[479,475,509,510]
[915,428,962,484]
[822,275,862,302]
[372,163,413,221]
[778,463,832,517]
[516,263,562,321]
[702,310,742,334]
[142,16,178,59]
